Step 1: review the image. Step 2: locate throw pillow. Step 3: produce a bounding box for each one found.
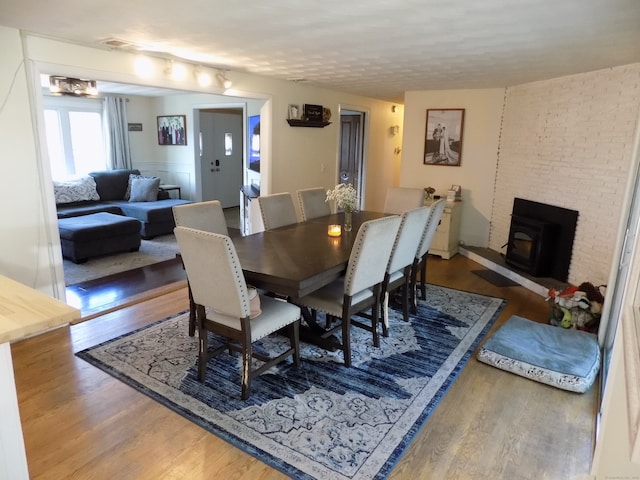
[129,176,161,202]
[53,176,100,204]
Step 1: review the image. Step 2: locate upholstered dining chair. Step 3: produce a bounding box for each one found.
[172,200,229,236]
[173,200,229,336]
[174,226,301,400]
[258,192,299,230]
[296,187,331,221]
[383,187,425,214]
[412,199,447,311]
[292,215,401,367]
[381,206,431,335]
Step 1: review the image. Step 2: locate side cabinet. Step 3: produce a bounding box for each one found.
[428,201,462,259]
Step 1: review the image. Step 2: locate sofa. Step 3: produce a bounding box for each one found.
[55,169,191,239]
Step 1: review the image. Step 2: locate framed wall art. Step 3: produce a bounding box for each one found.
[423,109,465,166]
[157,115,187,145]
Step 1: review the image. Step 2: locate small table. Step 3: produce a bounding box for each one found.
[0,275,80,479]
[160,184,181,199]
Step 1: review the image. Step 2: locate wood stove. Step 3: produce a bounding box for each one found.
[504,198,578,282]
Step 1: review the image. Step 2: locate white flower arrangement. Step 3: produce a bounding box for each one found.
[326,183,358,212]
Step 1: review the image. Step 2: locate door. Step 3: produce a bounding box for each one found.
[339,111,365,208]
[199,110,243,207]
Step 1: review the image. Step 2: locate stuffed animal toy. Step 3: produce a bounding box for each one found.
[547,282,604,333]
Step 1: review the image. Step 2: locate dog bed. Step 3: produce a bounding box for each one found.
[477,315,600,393]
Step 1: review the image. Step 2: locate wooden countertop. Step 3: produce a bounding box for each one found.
[0,275,80,344]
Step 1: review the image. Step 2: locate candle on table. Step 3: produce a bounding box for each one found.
[328,224,342,237]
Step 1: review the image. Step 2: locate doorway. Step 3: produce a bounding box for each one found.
[339,109,365,208]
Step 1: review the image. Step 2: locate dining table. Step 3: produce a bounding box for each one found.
[231,210,393,349]
[232,210,391,298]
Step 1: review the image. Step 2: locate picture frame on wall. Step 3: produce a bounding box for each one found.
[288,104,300,120]
[157,115,187,145]
[423,108,465,166]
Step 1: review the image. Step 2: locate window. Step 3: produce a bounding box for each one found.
[43,96,107,180]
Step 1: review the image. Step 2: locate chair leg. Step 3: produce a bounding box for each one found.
[420,256,427,300]
[197,309,208,381]
[371,288,381,348]
[290,320,301,367]
[241,339,252,400]
[410,259,419,314]
[381,291,390,337]
[188,282,196,337]
[341,303,352,368]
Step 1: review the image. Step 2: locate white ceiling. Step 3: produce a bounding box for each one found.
[4,0,640,102]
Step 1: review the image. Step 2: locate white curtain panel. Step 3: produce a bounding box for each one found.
[104,96,132,170]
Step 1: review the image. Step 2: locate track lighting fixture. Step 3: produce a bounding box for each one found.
[216,70,232,89]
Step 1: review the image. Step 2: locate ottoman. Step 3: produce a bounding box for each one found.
[58,212,141,263]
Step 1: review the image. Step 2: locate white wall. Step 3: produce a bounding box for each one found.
[492,65,640,286]
[400,88,505,247]
[0,27,63,296]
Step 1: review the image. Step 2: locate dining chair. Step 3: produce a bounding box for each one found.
[412,199,447,311]
[296,187,331,221]
[381,206,431,335]
[258,192,299,230]
[173,200,229,337]
[292,215,402,367]
[174,226,301,400]
[383,187,425,214]
[172,200,229,236]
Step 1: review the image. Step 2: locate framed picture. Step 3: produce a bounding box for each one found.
[303,104,323,122]
[288,104,300,120]
[423,109,465,166]
[157,115,187,145]
[128,123,143,132]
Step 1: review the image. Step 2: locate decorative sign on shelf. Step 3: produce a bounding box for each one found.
[303,104,323,122]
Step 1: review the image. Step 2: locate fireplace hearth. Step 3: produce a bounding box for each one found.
[504,198,578,282]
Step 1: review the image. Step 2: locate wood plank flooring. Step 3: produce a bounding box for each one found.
[11,254,597,479]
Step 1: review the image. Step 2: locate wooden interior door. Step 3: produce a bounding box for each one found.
[339,113,364,207]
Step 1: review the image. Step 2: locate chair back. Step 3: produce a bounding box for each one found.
[297,187,331,221]
[344,215,402,296]
[416,199,447,259]
[387,206,431,274]
[383,187,425,214]
[174,226,251,319]
[172,200,228,235]
[258,193,298,230]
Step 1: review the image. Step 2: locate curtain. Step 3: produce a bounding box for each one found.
[104,96,132,170]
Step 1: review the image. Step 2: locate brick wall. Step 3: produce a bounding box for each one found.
[490,64,640,285]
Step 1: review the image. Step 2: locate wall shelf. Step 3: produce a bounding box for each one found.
[287,119,331,128]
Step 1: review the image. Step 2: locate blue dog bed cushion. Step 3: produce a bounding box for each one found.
[477,315,600,393]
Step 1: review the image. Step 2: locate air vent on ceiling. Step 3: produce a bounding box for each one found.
[101,38,132,49]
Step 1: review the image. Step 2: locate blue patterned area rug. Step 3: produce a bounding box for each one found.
[77,284,505,479]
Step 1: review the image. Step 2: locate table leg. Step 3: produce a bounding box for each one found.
[299,307,340,352]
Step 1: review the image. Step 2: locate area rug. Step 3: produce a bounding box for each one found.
[63,234,178,285]
[76,284,506,479]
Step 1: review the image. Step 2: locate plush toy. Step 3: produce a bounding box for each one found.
[547,282,605,333]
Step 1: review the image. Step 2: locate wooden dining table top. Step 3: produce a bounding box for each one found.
[232,211,392,298]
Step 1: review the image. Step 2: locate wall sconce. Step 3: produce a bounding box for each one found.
[49,76,98,96]
[216,70,233,89]
[390,125,400,136]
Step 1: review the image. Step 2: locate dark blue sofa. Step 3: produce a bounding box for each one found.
[56,169,191,239]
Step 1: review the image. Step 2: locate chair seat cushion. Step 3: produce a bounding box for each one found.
[293,279,373,317]
[477,315,600,393]
[206,295,300,341]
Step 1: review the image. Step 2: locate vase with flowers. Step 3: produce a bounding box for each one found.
[326,183,358,231]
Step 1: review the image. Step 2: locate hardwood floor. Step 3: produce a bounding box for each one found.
[12,255,597,479]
